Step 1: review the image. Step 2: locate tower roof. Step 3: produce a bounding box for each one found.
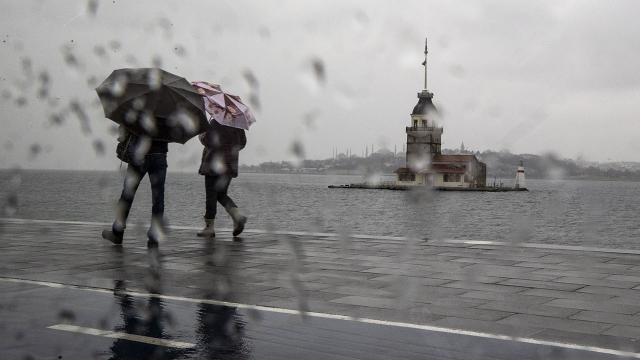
[412,90,437,116]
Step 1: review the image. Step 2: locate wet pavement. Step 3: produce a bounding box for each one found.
[1,218,640,359]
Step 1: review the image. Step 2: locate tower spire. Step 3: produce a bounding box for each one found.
[422,37,428,90]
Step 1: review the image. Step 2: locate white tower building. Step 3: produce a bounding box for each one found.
[515,161,526,189]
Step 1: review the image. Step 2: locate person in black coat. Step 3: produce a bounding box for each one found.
[197,120,247,238]
[102,127,168,248]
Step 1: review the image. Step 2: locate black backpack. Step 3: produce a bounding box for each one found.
[116,127,134,164]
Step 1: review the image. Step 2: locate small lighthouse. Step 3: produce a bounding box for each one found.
[515,161,526,189]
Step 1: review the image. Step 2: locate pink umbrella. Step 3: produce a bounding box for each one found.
[191,81,256,130]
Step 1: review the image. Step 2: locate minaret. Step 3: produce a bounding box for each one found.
[405,36,442,171]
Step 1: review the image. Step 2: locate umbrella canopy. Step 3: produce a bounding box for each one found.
[96,68,208,144]
[191,81,256,130]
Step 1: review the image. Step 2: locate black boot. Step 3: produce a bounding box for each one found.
[102,227,123,245]
[226,207,247,237]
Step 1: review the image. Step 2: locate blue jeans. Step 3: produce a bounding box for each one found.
[114,153,167,232]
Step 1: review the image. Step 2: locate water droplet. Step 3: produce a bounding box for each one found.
[243,70,259,90]
[209,155,227,175]
[168,108,198,135]
[109,40,121,51]
[248,93,260,112]
[147,69,162,91]
[289,140,305,168]
[152,56,163,68]
[132,136,151,164]
[86,0,98,16]
[57,309,76,322]
[3,193,18,217]
[303,110,320,129]
[310,58,326,84]
[21,57,32,77]
[109,73,128,97]
[140,111,158,135]
[49,113,65,126]
[93,45,107,59]
[15,97,27,107]
[86,76,98,88]
[173,45,186,57]
[29,144,42,158]
[124,54,137,65]
[69,100,91,134]
[93,139,105,156]
[62,45,81,69]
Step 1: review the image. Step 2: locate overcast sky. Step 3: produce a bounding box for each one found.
[1,0,640,171]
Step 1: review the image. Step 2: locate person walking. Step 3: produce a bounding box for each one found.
[197,119,247,238]
[96,68,209,248]
[102,128,169,248]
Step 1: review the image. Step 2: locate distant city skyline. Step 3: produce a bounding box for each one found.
[2,0,640,171]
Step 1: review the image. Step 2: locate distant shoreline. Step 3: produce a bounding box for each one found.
[1,168,639,183]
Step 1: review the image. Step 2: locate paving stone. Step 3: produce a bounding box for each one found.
[605,257,640,266]
[498,314,614,335]
[531,269,610,280]
[319,285,397,298]
[5,219,640,352]
[570,311,640,326]
[544,299,640,315]
[367,274,451,286]
[449,257,518,266]
[553,276,640,289]
[498,279,585,292]
[607,274,640,283]
[460,291,555,305]
[603,325,640,339]
[417,272,505,284]
[418,296,489,309]
[478,301,580,318]
[459,264,533,277]
[578,286,640,298]
[520,288,614,302]
[441,281,528,294]
[330,295,400,309]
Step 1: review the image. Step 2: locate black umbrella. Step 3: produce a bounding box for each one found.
[96,68,208,144]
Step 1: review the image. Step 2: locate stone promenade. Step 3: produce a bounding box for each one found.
[1,218,640,354]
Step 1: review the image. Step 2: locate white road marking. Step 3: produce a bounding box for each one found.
[1,276,639,358]
[3,217,640,255]
[47,324,195,349]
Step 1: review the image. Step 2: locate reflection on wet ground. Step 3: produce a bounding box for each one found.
[2,282,624,360]
[1,219,640,359]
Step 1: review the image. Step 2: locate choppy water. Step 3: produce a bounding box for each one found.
[1,170,639,249]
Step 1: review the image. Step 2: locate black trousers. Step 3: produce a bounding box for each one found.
[204,174,237,219]
[114,153,167,231]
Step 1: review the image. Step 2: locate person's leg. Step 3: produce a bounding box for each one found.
[204,175,218,219]
[103,163,145,244]
[147,154,167,246]
[197,175,217,237]
[215,175,236,209]
[217,176,247,237]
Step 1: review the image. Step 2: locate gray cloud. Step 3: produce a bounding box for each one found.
[1,0,639,171]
